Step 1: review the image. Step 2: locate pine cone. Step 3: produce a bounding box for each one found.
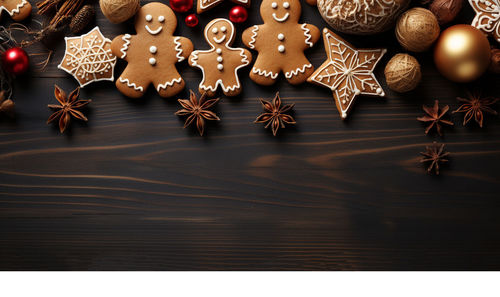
[69,5,95,34]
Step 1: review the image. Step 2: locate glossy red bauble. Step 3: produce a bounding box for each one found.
[1,47,29,76]
[185,14,199,27]
[229,5,248,23]
[170,0,193,13]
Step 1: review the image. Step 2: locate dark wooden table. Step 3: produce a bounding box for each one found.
[1,0,500,270]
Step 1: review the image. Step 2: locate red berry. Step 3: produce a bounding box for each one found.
[185,14,199,27]
[1,47,29,76]
[170,0,193,13]
[229,5,248,23]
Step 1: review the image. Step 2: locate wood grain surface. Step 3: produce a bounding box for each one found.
[1,0,500,270]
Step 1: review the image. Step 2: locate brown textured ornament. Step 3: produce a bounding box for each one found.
[396,8,440,52]
[489,48,500,74]
[429,0,462,25]
[384,53,421,93]
[434,25,491,82]
[70,5,95,34]
[99,0,140,24]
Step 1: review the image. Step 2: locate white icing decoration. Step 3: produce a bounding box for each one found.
[0,0,28,16]
[301,23,313,47]
[217,56,223,62]
[284,63,312,78]
[146,25,162,35]
[174,37,185,62]
[272,12,289,22]
[149,45,157,54]
[469,0,500,43]
[217,64,224,70]
[119,77,144,92]
[277,33,285,40]
[214,35,226,44]
[272,2,278,8]
[278,45,285,53]
[158,15,165,22]
[309,30,386,119]
[145,14,152,21]
[149,57,156,65]
[57,27,117,88]
[221,26,227,32]
[212,27,218,33]
[283,1,290,8]
[252,67,278,79]
[199,0,249,11]
[248,25,259,49]
[120,34,131,58]
[190,18,251,93]
[157,77,182,92]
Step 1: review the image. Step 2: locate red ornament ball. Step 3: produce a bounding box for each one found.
[229,5,248,23]
[170,0,193,13]
[1,47,29,76]
[185,14,198,27]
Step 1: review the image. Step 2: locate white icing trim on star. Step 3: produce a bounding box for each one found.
[119,77,144,92]
[284,63,312,78]
[157,77,182,92]
[145,25,162,35]
[57,26,117,88]
[248,25,259,49]
[190,18,250,93]
[120,34,131,58]
[0,0,27,16]
[173,37,185,62]
[199,0,249,10]
[469,0,500,43]
[272,12,289,22]
[252,67,278,79]
[301,24,313,47]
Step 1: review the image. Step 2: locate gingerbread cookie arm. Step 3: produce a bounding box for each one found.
[300,23,321,49]
[111,34,134,62]
[242,25,262,50]
[174,36,194,62]
[1,0,31,21]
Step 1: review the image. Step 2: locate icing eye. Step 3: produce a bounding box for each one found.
[221,26,227,33]
[283,1,290,8]
[145,14,152,22]
[212,27,218,34]
[158,15,165,22]
[271,2,277,8]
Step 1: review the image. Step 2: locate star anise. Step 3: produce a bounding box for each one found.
[0,91,15,118]
[255,92,296,136]
[452,93,499,127]
[175,90,220,136]
[47,85,91,133]
[417,100,454,136]
[420,142,450,175]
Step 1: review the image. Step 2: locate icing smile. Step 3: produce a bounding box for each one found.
[272,13,289,22]
[146,25,163,35]
[213,35,226,44]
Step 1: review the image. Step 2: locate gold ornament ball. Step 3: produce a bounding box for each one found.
[434,25,491,82]
[384,53,422,93]
[100,0,140,24]
[396,7,440,52]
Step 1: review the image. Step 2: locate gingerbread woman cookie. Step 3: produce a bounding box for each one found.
[110,2,193,98]
[189,18,252,97]
[242,0,320,85]
[0,0,31,21]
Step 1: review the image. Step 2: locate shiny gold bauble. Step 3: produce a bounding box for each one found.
[384,53,422,93]
[396,7,440,52]
[434,25,491,83]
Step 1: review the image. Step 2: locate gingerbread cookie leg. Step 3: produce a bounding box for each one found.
[154,75,185,98]
[116,68,149,98]
[1,0,31,21]
[249,56,281,86]
[283,56,314,85]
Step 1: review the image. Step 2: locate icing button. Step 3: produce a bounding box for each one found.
[278,33,285,40]
[278,45,285,53]
[217,56,223,62]
[149,57,156,65]
[217,64,224,70]
[216,48,222,54]
[149,46,157,54]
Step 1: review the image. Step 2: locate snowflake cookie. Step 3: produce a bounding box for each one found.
[469,0,500,43]
[58,27,117,87]
[242,0,320,85]
[307,28,386,120]
[0,0,31,21]
[189,18,251,97]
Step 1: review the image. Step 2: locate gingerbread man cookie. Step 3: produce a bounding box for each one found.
[0,0,31,21]
[242,0,320,85]
[110,2,193,98]
[189,18,252,97]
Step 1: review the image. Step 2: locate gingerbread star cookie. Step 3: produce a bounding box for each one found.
[197,0,250,14]
[0,0,31,21]
[469,0,500,43]
[189,18,251,97]
[242,0,320,85]
[58,27,117,87]
[111,2,193,98]
[307,28,386,119]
